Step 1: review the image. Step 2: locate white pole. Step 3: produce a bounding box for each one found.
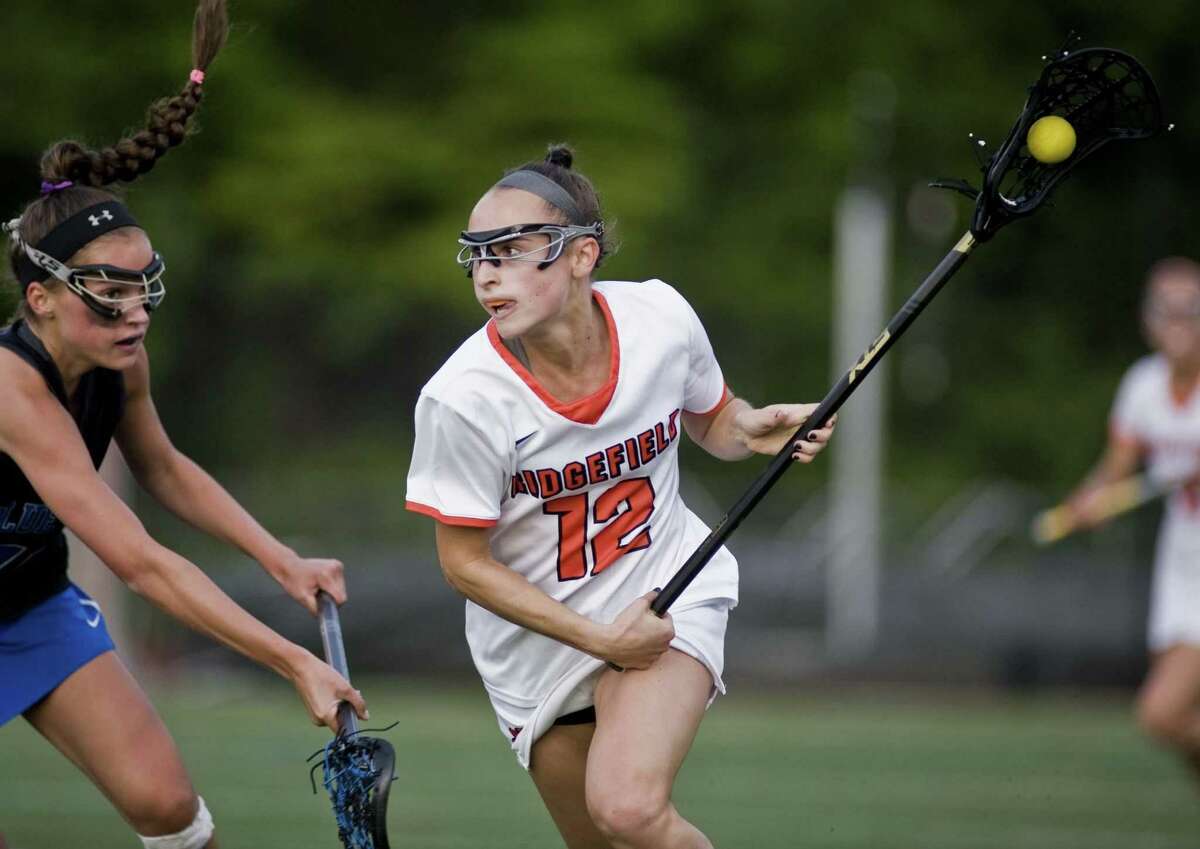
[826,184,890,661]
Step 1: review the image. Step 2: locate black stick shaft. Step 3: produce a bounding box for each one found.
[650,231,978,616]
[317,590,358,736]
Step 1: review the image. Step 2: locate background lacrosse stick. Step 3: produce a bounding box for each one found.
[310,591,396,849]
[650,42,1166,617]
[1030,473,1192,545]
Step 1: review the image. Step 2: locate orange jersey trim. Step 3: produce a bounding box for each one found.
[405,500,497,528]
[688,384,734,418]
[486,291,620,426]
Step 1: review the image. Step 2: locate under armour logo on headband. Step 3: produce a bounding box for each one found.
[15,201,141,289]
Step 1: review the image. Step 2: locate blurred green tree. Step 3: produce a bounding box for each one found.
[2,0,1196,549]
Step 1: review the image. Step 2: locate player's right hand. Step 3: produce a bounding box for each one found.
[601,592,675,670]
[291,651,369,733]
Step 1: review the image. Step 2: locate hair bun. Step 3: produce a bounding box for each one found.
[545,145,574,170]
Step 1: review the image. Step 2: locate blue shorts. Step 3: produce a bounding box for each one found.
[0,583,115,726]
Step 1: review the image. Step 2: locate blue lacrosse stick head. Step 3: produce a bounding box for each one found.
[310,729,396,849]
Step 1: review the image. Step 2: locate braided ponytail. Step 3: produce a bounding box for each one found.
[40,0,228,189]
[7,0,228,318]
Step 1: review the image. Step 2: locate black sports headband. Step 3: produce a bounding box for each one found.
[493,170,585,224]
[15,202,141,288]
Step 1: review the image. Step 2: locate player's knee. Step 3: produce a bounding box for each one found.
[128,786,197,834]
[136,794,213,849]
[586,784,668,843]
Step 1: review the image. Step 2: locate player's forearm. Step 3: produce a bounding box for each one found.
[688,397,754,461]
[1069,441,1142,502]
[441,555,608,658]
[143,452,294,571]
[1073,465,1122,498]
[124,539,309,680]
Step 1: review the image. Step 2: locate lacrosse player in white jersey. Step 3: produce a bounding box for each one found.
[1066,257,1200,784]
[407,145,835,848]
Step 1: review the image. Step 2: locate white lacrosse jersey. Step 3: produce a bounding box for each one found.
[1110,354,1200,649]
[406,279,738,712]
[1111,355,1200,523]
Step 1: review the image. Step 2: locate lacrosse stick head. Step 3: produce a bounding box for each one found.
[935,43,1167,240]
[310,730,396,849]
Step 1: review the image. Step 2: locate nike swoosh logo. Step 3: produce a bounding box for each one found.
[79,599,102,629]
[515,431,538,447]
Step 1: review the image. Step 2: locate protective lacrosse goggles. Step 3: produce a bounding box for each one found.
[456,222,603,277]
[19,241,166,320]
[1145,297,1200,323]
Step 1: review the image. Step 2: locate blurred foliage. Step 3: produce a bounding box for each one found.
[2,0,1197,548]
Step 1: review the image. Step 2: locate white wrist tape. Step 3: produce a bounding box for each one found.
[139,796,213,849]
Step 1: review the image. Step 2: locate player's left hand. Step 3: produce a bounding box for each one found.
[733,403,836,462]
[271,552,347,615]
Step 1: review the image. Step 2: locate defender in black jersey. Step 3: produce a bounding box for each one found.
[0,4,366,848]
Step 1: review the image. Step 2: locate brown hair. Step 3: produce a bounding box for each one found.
[505,144,616,267]
[6,0,228,318]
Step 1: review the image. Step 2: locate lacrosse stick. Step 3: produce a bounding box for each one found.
[308,591,396,849]
[1031,471,1197,545]
[651,40,1167,616]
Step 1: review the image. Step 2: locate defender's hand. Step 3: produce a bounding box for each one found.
[291,651,368,734]
[272,553,347,615]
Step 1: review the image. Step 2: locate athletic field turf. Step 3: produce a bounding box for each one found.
[3,680,1197,848]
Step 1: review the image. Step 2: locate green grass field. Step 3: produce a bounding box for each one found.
[2,679,1198,848]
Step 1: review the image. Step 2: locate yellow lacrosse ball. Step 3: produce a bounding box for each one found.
[1026,115,1076,164]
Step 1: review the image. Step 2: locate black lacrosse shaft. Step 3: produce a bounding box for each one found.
[317,591,359,736]
[650,231,978,616]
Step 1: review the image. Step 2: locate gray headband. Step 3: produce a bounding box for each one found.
[494,170,584,224]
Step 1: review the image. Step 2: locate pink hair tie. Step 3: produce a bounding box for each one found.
[189,68,206,85]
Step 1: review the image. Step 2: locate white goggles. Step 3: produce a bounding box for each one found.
[456,222,603,276]
[21,240,166,319]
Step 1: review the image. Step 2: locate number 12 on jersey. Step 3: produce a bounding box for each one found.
[543,477,656,581]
